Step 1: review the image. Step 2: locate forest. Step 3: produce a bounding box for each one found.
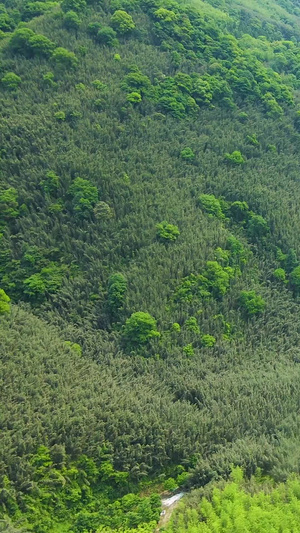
[2,0,300,530]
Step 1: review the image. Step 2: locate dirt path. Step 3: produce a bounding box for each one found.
[156,492,185,531]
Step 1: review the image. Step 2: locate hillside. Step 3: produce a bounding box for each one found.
[2,0,300,530]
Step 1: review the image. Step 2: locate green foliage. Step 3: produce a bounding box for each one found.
[201,334,216,347]
[69,177,98,217]
[52,47,78,69]
[290,266,300,294]
[246,133,259,146]
[0,288,10,314]
[164,477,178,491]
[123,312,160,346]
[108,273,127,314]
[176,260,234,303]
[8,28,35,55]
[54,110,66,121]
[239,290,266,316]
[97,26,118,46]
[183,343,194,356]
[94,201,113,220]
[229,201,249,223]
[111,10,135,35]
[3,0,300,531]
[63,10,81,30]
[64,340,82,355]
[185,316,200,333]
[1,72,21,91]
[40,171,60,195]
[263,91,284,117]
[273,268,286,282]
[121,70,151,96]
[23,264,66,299]
[23,2,58,21]
[180,147,195,161]
[0,12,15,32]
[0,188,19,221]
[61,0,86,12]
[166,468,300,532]
[247,213,269,242]
[8,28,56,58]
[224,150,245,165]
[127,91,142,103]
[198,194,224,219]
[156,221,180,242]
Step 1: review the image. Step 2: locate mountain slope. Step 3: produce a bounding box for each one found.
[2,0,300,530]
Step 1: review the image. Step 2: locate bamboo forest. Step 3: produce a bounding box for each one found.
[3,0,300,530]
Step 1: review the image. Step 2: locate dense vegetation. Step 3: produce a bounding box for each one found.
[2,0,300,530]
[166,467,300,532]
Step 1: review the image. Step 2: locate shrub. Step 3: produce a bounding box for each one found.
[226,235,248,267]
[224,150,245,165]
[122,71,151,95]
[43,71,56,87]
[239,290,265,316]
[40,171,60,195]
[63,11,81,30]
[1,72,21,91]
[61,0,86,12]
[183,343,194,356]
[23,2,57,21]
[54,111,66,121]
[229,201,249,223]
[164,478,177,491]
[201,334,216,347]
[52,47,78,69]
[238,111,248,122]
[127,91,142,103]
[290,266,300,294]
[64,341,82,355]
[0,12,15,32]
[88,21,101,36]
[92,80,106,90]
[27,34,55,57]
[108,273,127,313]
[263,92,283,117]
[198,194,224,219]
[69,177,98,218]
[96,27,118,46]
[156,221,180,242]
[246,133,259,146]
[247,213,269,242]
[123,312,160,346]
[8,27,35,55]
[94,201,113,220]
[180,147,195,161]
[0,187,19,220]
[110,10,135,35]
[0,288,10,314]
[23,264,66,298]
[184,317,200,333]
[273,268,286,282]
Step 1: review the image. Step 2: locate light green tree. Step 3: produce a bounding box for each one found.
[123,312,160,346]
[111,10,135,34]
